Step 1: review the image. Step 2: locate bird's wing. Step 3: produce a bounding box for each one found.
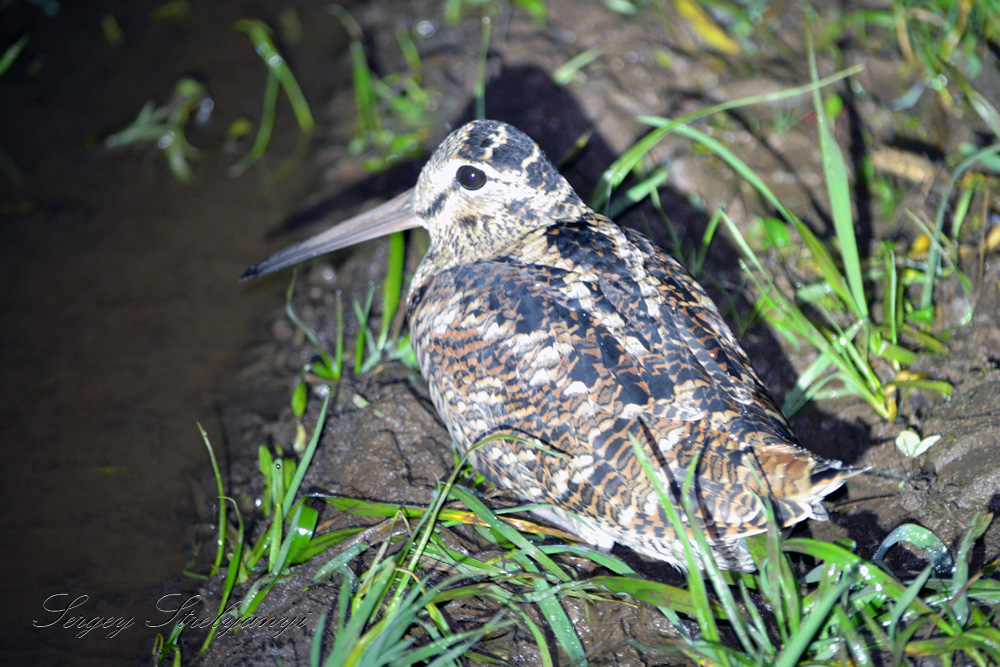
[617,225,847,531]
[408,217,841,541]
[410,251,671,541]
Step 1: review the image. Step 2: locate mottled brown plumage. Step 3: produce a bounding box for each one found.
[243,120,862,571]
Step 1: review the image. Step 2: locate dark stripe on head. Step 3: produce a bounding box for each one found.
[458,121,538,172]
[457,121,505,161]
[420,189,448,219]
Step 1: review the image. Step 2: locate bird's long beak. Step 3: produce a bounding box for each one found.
[240,188,420,281]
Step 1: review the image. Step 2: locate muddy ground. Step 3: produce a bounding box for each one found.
[2,0,998,665]
[199,1,1000,664]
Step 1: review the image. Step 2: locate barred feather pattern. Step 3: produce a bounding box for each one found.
[408,199,858,570]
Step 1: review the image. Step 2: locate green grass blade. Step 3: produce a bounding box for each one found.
[512,610,555,667]
[197,424,227,576]
[627,435,726,652]
[941,60,1000,138]
[951,513,993,627]
[281,391,331,514]
[590,65,861,209]
[230,69,280,177]
[269,501,318,575]
[352,287,375,374]
[721,211,889,417]
[474,16,490,121]
[512,552,586,666]
[585,575,719,617]
[199,496,245,654]
[888,565,934,648]
[395,25,422,80]
[447,486,571,583]
[333,292,345,378]
[553,48,601,85]
[0,34,28,78]
[835,603,873,666]
[330,5,379,149]
[872,523,953,574]
[402,620,505,667]
[313,541,369,582]
[234,19,314,131]
[284,274,340,379]
[783,537,955,637]
[606,168,669,220]
[325,563,396,667]
[680,473,755,653]
[922,143,1000,309]
[774,567,853,667]
[377,231,405,351]
[672,123,858,311]
[807,24,867,320]
[311,608,328,665]
[764,495,799,639]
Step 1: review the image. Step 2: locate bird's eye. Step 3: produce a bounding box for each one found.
[456,165,486,190]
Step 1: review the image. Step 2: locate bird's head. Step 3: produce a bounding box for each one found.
[241,120,585,282]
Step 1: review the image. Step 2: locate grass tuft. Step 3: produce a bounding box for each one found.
[330,5,433,173]
[105,77,209,182]
[613,68,960,420]
[230,19,315,177]
[159,374,998,666]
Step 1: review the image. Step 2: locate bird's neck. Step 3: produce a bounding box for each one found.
[410,196,590,299]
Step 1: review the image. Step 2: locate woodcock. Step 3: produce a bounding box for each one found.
[243,120,862,571]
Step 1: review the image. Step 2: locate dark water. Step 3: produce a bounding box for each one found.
[0,2,349,663]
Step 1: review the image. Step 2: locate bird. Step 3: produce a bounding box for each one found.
[242,119,862,571]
